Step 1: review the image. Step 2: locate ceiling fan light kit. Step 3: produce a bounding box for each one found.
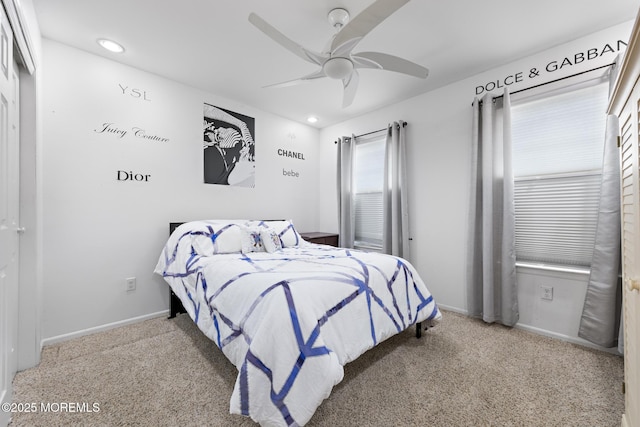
[323,57,354,79]
[248,0,428,108]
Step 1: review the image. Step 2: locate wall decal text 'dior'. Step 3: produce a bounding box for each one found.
[117,170,150,182]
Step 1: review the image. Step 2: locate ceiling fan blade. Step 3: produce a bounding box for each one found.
[330,0,410,54]
[352,51,428,78]
[331,38,362,58]
[249,13,326,65]
[263,69,327,88]
[342,70,359,108]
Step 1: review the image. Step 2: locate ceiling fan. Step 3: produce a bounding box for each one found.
[248,0,429,108]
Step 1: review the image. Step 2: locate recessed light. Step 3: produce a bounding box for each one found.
[97,38,125,53]
[307,116,318,124]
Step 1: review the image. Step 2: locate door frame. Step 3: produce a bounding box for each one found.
[2,0,41,370]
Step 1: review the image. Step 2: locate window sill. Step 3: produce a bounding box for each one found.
[354,243,382,252]
[515,261,590,276]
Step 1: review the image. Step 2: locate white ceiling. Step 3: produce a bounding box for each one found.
[32,0,639,128]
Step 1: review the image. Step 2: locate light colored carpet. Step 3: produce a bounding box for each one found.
[9,310,624,426]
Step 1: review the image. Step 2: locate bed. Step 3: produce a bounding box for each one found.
[155,219,442,426]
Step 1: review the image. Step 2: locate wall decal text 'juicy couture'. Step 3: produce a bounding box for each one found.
[93,122,169,142]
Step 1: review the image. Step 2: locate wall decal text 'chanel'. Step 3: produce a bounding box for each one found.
[277,149,306,160]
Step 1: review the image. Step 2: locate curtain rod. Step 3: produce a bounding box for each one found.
[475,62,614,104]
[334,121,407,144]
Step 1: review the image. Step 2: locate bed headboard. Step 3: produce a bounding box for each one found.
[169,220,285,235]
[169,222,183,235]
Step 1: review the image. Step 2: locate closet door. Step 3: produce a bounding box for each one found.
[0,3,18,425]
[618,85,640,427]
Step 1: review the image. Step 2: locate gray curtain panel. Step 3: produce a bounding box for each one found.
[337,135,355,248]
[467,90,519,326]
[382,121,411,260]
[578,113,622,348]
[578,62,623,350]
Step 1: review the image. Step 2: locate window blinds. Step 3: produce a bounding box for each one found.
[512,83,608,175]
[514,173,601,266]
[511,82,608,267]
[353,135,385,249]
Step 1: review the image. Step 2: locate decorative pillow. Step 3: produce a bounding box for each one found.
[260,228,283,253]
[240,226,265,253]
[191,223,243,255]
[260,220,303,248]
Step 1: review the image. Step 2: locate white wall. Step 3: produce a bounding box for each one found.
[318,21,633,348]
[516,267,591,340]
[40,20,633,348]
[40,39,321,341]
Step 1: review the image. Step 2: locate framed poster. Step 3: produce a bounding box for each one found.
[203,103,255,187]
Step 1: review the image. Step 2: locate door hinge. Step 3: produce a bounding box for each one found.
[617,136,621,148]
[622,381,625,394]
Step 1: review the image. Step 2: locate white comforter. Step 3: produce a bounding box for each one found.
[155,228,441,426]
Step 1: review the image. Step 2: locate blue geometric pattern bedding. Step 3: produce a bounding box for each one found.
[155,221,441,426]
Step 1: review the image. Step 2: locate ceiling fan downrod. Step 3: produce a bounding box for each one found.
[328,8,350,31]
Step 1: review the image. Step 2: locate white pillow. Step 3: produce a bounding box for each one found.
[191,223,243,255]
[260,228,283,253]
[240,226,265,253]
[260,220,303,247]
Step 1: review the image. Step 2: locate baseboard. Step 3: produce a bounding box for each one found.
[435,303,468,316]
[513,323,621,355]
[41,310,170,347]
[437,304,620,355]
[39,306,619,356]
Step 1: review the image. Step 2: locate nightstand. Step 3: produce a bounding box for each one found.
[300,232,339,247]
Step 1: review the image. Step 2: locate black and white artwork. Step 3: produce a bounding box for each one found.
[203,103,256,187]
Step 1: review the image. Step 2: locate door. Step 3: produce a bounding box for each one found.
[0,3,19,425]
[618,84,640,427]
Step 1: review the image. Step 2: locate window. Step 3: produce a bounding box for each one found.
[353,133,385,251]
[511,82,609,267]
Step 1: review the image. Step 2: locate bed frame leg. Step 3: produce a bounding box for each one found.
[169,290,185,319]
[169,301,177,319]
[416,321,422,338]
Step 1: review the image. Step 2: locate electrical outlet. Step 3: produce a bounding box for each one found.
[125,277,136,292]
[541,286,553,301]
